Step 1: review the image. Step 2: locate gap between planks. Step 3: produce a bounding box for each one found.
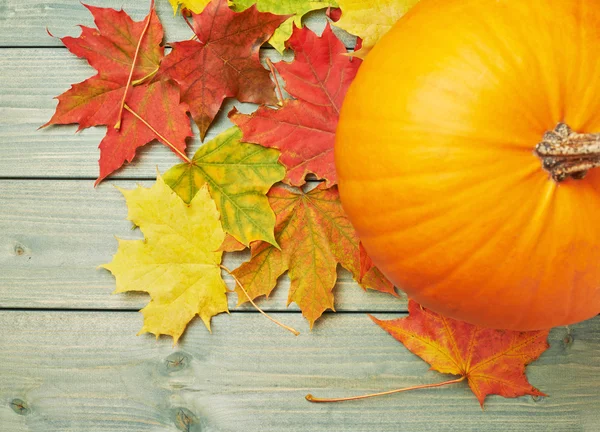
[0,307,409,314]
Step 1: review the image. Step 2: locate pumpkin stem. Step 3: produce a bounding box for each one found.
[535,123,600,182]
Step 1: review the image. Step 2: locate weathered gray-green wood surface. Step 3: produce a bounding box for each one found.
[0,180,403,311]
[1,312,600,432]
[0,2,599,432]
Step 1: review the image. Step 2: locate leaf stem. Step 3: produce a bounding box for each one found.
[220,265,300,336]
[123,104,192,164]
[266,58,284,106]
[132,67,159,86]
[305,376,466,403]
[115,0,155,130]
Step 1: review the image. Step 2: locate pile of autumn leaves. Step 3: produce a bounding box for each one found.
[45,0,552,406]
[45,0,397,339]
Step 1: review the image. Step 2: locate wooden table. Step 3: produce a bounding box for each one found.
[1,2,599,431]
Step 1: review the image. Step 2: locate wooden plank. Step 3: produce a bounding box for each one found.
[0,47,287,180]
[0,180,403,311]
[0,1,355,47]
[0,45,352,180]
[0,311,598,432]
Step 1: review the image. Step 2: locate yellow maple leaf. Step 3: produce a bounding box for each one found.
[169,0,210,14]
[335,0,420,57]
[102,175,228,343]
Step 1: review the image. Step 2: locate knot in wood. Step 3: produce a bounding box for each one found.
[10,399,30,415]
[164,352,191,373]
[174,407,199,432]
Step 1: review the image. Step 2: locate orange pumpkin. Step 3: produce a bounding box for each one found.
[335,0,600,330]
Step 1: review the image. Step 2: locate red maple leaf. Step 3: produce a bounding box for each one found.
[158,0,290,140]
[98,81,191,182]
[44,4,192,184]
[372,300,550,406]
[230,24,361,187]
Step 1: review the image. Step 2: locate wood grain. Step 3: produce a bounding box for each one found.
[0,179,403,311]
[0,47,288,180]
[0,2,355,180]
[0,311,598,432]
[1,2,599,430]
[0,1,355,47]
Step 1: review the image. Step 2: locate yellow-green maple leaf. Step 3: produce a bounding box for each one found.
[163,127,284,248]
[102,175,227,343]
[168,0,210,14]
[230,0,338,53]
[335,0,419,57]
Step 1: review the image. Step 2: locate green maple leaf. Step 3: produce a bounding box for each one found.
[164,127,285,247]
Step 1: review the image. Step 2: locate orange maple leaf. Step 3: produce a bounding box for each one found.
[225,184,397,326]
[371,300,550,406]
[307,299,550,406]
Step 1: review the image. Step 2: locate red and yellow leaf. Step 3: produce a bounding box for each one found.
[371,300,551,406]
[44,4,192,183]
[229,0,339,53]
[98,81,191,184]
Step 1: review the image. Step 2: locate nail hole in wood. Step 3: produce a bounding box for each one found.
[563,333,574,346]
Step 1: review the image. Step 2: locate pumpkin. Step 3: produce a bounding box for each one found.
[335,0,600,330]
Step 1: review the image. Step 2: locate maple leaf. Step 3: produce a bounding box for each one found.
[218,234,248,252]
[158,0,290,140]
[230,24,360,187]
[229,0,339,53]
[225,184,397,326]
[359,242,395,293]
[99,81,192,184]
[102,175,228,343]
[44,4,192,184]
[359,242,374,281]
[44,4,191,183]
[169,0,210,14]
[371,300,550,406]
[163,127,285,247]
[334,0,420,57]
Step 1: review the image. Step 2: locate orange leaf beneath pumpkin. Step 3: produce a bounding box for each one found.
[371,300,550,407]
